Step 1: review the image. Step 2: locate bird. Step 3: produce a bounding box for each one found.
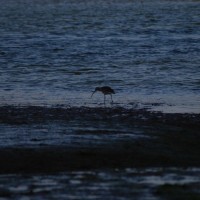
[91,86,115,104]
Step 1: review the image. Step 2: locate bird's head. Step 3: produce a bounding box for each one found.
[91,87,101,98]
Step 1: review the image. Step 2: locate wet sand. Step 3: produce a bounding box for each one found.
[0,106,199,173]
[0,105,199,127]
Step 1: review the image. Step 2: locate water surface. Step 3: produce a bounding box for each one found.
[0,0,200,113]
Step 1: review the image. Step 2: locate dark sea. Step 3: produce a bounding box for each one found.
[0,0,200,199]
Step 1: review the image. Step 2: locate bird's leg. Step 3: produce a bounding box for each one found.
[110,94,113,103]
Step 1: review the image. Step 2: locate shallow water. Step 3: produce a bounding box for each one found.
[0,0,200,113]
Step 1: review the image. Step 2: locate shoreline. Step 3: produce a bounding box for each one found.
[0,105,199,127]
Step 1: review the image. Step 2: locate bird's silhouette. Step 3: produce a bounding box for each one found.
[91,86,115,104]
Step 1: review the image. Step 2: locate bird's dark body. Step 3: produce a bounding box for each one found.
[95,86,115,95]
[91,86,115,104]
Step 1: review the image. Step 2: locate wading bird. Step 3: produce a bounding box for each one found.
[91,86,115,104]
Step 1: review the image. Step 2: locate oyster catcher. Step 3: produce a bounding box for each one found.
[91,86,115,104]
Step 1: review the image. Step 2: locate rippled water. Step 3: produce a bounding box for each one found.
[0,0,200,112]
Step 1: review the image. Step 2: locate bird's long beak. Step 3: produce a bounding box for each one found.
[91,91,96,98]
